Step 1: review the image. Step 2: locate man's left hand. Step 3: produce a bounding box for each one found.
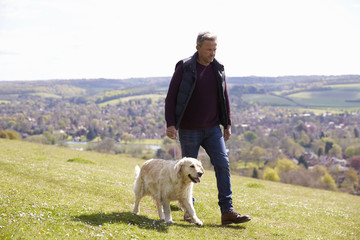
[224,125,231,141]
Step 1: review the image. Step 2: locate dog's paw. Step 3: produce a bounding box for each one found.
[165,220,174,225]
[194,220,203,226]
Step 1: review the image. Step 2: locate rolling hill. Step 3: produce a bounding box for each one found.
[1,139,359,239]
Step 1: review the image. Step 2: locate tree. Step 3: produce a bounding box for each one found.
[252,168,259,178]
[156,148,166,159]
[322,137,334,154]
[243,131,258,143]
[350,156,360,171]
[321,173,337,191]
[251,146,266,167]
[325,141,333,154]
[43,131,56,145]
[121,132,135,144]
[298,155,308,169]
[345,146,360,158]
[275,158,298,173]
[298,130,310,147]
[6,130,19,140]
[317,146,324,157]
[280,137,304,158]
[295,120,307,132]
[328,143,342,158]
[263,167,280,182]
[341,168,359,192]
[354,127,359,138]
[0,129,8,139]
[96,137,116,153]
[86,127,97,141]
[238,147,253,167]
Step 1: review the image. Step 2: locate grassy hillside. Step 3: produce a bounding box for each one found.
[241,83,360,110]
[287,83,360,108]
[1,139,359,239]
[242,94,297,106]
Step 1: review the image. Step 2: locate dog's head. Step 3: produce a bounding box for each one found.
[175,157,204,183]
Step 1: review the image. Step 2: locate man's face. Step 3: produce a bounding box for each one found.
[196,40,217,66]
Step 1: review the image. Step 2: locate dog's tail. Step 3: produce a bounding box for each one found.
[133,165,141,194]
[134,165,140,179]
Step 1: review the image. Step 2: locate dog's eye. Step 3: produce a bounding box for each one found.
[190,165,195,168]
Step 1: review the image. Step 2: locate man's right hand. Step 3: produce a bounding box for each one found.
[166,126,178,139]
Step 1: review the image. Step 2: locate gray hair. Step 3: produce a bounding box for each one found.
[196,31,217,46]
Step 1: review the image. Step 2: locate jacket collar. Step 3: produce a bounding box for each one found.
[190,52,224,71]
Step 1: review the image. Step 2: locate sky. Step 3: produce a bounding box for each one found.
[0,0,360,81]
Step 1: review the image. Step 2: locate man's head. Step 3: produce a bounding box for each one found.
[196,31,217,66]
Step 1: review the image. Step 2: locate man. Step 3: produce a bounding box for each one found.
[165,31,251,225]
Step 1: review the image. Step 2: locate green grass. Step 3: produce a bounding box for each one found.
[98,94,165,107]
[1,139,359,239]
[328,83,360,90]
[288,92,359,107]
[288,88,360,108]
[67,157,96,164]
[122,138,163,145]
[30,93,62,99]
[242,94,297,106]
[242,83,360,110]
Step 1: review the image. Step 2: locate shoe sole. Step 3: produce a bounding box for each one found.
[222,218,251,225]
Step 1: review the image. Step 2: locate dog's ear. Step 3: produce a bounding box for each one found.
[174,159,184,174]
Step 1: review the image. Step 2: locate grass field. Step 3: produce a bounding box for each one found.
[1,139,359,239]
[287,83,360,108]
[242,83,360,110]
[30,93,62,99]
[288,90,360,108]
[328,83,360,91]
[242,94,297,106]
[98,94,165,107]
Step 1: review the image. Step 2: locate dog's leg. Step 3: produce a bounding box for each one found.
[133,194,143,215]
[133,179,143,215]
[155,199,165,221]
[162,200,173,224]
[133,197,140,215]
[181,199,203,226]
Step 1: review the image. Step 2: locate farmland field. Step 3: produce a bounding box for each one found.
[241,94,297,106]
[242,83,360,109]
[98,94,165,107]
[288,88,360,108]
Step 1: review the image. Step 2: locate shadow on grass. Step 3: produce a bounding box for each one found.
[73,211,169,232]
[207,223,246,229]
[73,208,246,232]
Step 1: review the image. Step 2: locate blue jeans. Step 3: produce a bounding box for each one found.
[179,125,233,213]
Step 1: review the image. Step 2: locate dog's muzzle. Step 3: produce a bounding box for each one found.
[188,172,203,183]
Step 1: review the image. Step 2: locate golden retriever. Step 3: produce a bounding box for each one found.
[133,157,204,226]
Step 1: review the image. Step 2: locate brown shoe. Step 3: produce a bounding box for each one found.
[183,213,192,223]
[221,210,251,225]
